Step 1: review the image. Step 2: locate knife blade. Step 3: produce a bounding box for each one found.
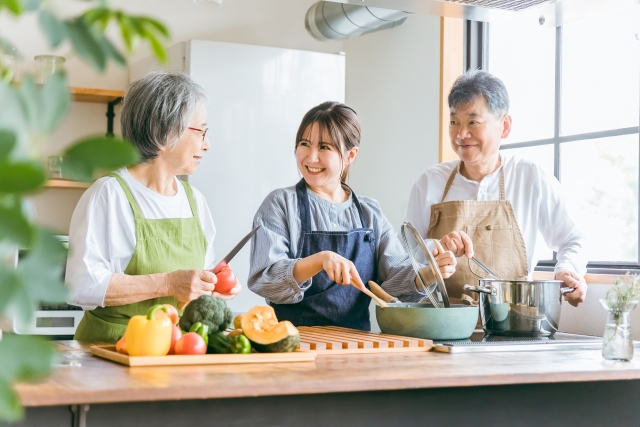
[211,225,261,273]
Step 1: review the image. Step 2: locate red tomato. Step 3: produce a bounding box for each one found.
[116,335,128,355]
[214,266,237,294]
[175,332,207,355]
[168,324,183,355]
[155,304,180,325]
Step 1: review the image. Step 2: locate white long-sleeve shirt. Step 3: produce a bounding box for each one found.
[405,152,588,277]
[65,168,217,310]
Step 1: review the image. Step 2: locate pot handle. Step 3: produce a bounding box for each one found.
[561,287,575,295]
[463,284,496,295]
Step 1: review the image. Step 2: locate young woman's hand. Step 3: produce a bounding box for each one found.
[432,249,457,279]
[320,251,366,290]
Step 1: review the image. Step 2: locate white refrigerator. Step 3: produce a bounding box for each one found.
[131,40,346,313]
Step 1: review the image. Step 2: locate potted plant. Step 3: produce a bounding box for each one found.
[0,1,169,421]
[600,274,640,361]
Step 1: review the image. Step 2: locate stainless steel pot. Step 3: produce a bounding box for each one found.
[463,279,574,337]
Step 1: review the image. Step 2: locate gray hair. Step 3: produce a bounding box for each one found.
[121,71,209,162]
[448,70,509,117]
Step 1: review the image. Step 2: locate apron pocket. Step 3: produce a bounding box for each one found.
[465,224,514,279]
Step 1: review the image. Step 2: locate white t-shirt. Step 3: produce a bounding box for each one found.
[405,152,588,277]
[66,168,216,310]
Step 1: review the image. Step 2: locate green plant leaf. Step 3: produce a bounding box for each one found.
[0,162,46,193]
[116,13,135,52]
[17,228,68,305]
[0,378,22,422]
[0,205,32,247]
[40,71,71,134]
[64,19,107,72]
[0,130,16,161]
[0,0,22,15]
[0,335,55,382]
[0,36,20,59]
[0,267,22,314]
[62,136,140,182]
[97,36,126,68]
[142,17,170,38]
[23,0,42,12]
[39,9,67,48]
[17,76,39,131]
[82,7,111,27]
[147,33,167,64]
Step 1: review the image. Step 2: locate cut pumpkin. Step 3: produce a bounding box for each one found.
[241,306,299,353]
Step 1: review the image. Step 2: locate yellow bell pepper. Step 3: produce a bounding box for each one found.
[125,304,173,356]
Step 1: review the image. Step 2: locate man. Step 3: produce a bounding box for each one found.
[405,70,587,306]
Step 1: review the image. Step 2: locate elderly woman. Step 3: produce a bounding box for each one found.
[67,71,239,343]
[406,70,588,307]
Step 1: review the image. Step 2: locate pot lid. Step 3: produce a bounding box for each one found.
[400,222,450,308]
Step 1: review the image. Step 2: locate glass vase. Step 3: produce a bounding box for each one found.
[600,299,637,361]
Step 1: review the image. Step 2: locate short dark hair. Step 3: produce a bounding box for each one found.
[121,71,208,162]
[295,101,361,182]
[448,70,509,117]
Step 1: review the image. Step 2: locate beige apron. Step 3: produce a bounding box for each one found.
[426,162,528,302]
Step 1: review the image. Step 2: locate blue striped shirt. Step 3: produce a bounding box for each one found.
[248,184,427,304]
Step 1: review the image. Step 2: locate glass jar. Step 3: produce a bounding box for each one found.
[600,299,637,361]
[34,55,65,84]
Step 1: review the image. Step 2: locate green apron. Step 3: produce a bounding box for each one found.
[74,172,208,343]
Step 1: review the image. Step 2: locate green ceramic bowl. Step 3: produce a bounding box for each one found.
[375,303,479,340]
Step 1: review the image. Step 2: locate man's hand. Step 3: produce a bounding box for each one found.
[439,231,474,258]
[556,270,587,307]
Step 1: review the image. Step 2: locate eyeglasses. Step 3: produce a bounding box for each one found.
[188,127,208,141]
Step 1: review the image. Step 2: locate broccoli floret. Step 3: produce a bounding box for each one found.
[179,295,233,334]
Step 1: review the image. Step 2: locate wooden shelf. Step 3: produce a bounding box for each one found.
[44,179,91,189]
[70,87,124,104]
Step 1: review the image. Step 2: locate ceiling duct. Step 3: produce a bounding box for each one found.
[305,1,411,41]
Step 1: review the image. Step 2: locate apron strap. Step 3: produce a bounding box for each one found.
[108,173,143,219]
[180,180,200,219]
[440,163,460,203]
[440,162,506,202]
[295,179,370,230]
[342,182,369,229]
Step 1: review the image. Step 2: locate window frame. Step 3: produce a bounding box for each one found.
[466,21,640,274]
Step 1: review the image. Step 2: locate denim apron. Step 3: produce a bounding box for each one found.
[74,173,208,343]
[271,179,376,331]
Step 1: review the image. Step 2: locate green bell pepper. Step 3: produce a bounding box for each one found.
[208,332,252,354]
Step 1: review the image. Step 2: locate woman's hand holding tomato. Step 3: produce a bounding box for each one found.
[211,266,242,300]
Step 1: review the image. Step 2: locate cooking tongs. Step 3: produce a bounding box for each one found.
[400,222,450,308]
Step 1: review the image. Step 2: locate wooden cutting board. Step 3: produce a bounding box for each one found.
[90,345,316,367]
[297,326,433,354]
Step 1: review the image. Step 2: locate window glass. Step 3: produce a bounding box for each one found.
[562,5,640,135]
[561,135,639,262]
[503,144,555,261]
[489,20,556,144]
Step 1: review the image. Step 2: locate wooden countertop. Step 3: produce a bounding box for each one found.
[15,340,640,407]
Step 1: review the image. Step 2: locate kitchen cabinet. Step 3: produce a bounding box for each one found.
[12,340,640,427]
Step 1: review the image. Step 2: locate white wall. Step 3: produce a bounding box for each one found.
[344,14,442,232]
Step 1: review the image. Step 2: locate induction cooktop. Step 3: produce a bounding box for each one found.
[431,331,632,354]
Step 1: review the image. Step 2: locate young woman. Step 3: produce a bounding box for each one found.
[248,102,456,330]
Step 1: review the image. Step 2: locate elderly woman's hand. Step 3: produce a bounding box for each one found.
[167,269,217,304]
[556,270,587,307]
[212,280,242,301]
[440,231,474,258]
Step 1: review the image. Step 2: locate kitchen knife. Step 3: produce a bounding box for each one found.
[178,225,261,309]
[211,225,261,274]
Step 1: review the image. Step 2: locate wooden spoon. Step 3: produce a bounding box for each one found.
[350,280,389,308]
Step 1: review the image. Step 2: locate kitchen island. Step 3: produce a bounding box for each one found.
[11,340,640,427]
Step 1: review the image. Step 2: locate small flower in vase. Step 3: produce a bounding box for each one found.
[600,274,640,361]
